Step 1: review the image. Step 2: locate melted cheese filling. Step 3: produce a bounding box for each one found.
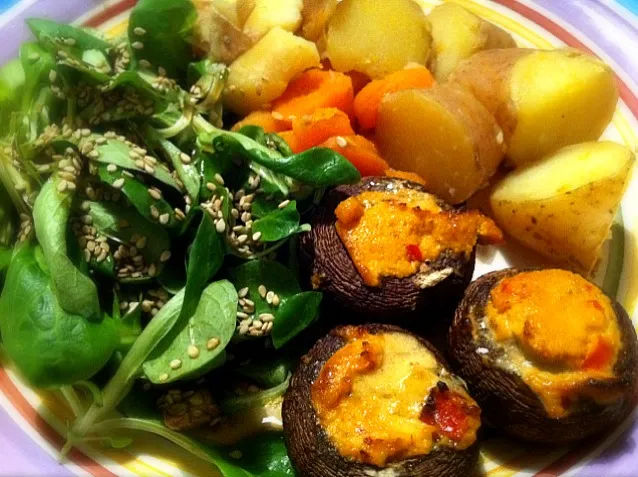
[311,328,479,467]
[484,270,621,417]
[334,188,496,287]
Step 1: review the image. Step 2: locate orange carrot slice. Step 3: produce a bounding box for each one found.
[354,65,435,130]
[292,108,355,152]
[272,69,354,123]
[231,111,288,133]
[319,135,389,176]
[276,130,301,154]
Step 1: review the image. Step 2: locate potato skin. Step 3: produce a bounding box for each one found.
[451,48,618,167]
[325,0,432,79]
[299,177,475,328]
[428,3,516,81]
[283,323,480,477]
[377,85,505,204]
[449,268,638,444]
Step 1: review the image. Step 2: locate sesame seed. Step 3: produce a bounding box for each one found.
[107,164,117,172]
[133,26,147,36]
[49,70,57,82]
[144,164,155,174]
[215,220,226,233]
[207,338,220,350]
[136,236,147,249]
[159,373,169,382]
[278,200,290,209]
[335,136,347,148]
[206,182,216,191]
[158,66,167,77]
[160,250,172,262]
[132,41,144,50]
[252,232,262,242]
[150,205,160,219]
[244,299,255,307]
[238,287,249,298]
[214,173,224,185]
[57,179,68,192]
[112,178,125,189]
[237,312,250,319]
[63,38,76,46]
[272,294,280,306]
[272,111,284,121]
[170,359,182,370]
[266,291,274,304]
[148,188,162,200]
[251,320,263,330]
[180,152,191,164]
[148,264,157,277]
[159,213,170,225]
[188,345,200,359]
[258,285,267,298]
[239,325,249,335]
[259,313,275,322]
[28,52,40,61]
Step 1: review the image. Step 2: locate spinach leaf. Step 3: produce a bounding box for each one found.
[97,163,179,229]
[271,292,322,349]
[0,58,25,134]
[216,432,295,477]
[143,280,237,383]
[211,134,360,188]
[236,356,293,388]
[0,244,118,387]
[33,177,101,319]
[0,181,16,246]
[27,18,112,53]
[128,0,197,78]
[251,201,309,243]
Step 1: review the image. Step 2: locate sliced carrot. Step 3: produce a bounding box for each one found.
[346,70,371,95]
[231,110,288,133]
[385,168,427,186]
[319,135,389,176]
[276,130,301,154]
[292,108,355,152]
[354,65,435,130]
[272,69,354,123]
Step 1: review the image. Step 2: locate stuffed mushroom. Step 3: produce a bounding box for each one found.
[283,324,481,477]
[299,177,503,326]
[449,268,638,444]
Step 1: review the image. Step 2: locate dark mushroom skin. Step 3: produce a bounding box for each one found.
[299,177,476,326]
[449,268,638,445]
[283,324,480,477]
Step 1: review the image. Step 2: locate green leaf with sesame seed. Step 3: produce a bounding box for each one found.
[128,0,197,79]
[33,177,101,320]
[143,279,237,384]
[93,136,181,191]
[27,19,112,54]
[251,201,309,243]
[97,163,179,229]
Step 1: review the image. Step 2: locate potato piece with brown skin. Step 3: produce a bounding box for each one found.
[325,0,432,79]
[242,0,303,41]
[376,84,506,205]
[451,48,619,167]
[300,0,338,42]
[237,0,256,27]
[223,27,320,115]
[428,3,516,82]
[193,0,254,63]
[490,141,634,275]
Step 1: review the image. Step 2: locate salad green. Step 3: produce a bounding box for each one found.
[0,1,360,475]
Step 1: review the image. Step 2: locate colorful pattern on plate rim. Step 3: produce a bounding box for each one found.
[0,0,638,476]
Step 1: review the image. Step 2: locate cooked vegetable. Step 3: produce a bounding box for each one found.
[283,324,481,476]
[194,0,254,63]
[353,65,435,130]
[223,27,321,115]
[325,0,433,79]
[490,141,634,275]
[427,3,516,82]
[449,268,638,444]
[451,48,618,167]
[319,135,389,176]
[289,108,355,152]
[376,84,506,204]
[242,0,303,41]
[272,68,354,124]
[300,177,502,325]
[231,110,288,132]
[300,0,338,41]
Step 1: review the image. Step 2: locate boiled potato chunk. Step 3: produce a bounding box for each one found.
[490,141,634,275]
[224,27,320,115]
[300,0,338,41]
[428,3,516,81]
[451,48,618,167]
[242,0,303,41]
[325,0,432,79]
[377,85,506,204]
